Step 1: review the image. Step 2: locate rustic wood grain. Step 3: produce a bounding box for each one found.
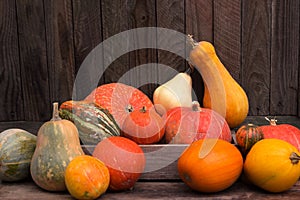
[156,0,186,83]
[44,0,75,106]
[270,0,299,115]
[72,0,103,99]
[1,178,300,199]
[0,0,23,121]
[101,0,131,84]
[185,0,213,103]
[214,0,241,82]
[127,0,157,98]
[241,0,271,116]
[16,0,50,121]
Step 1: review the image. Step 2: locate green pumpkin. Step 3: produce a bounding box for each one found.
[30,102,84,192]
[0,129,36,182]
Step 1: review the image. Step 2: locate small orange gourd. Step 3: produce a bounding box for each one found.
[177,139,243,193]
[188,36,249,128]
[65,155,110,200]
[244,139,300,193]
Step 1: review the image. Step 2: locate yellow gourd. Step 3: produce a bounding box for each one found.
[188,36,249,128]
[244,139,300,193]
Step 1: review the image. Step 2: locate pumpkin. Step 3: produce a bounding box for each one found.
[164,101,232,144]
[177,139,243,193]
[65,155,110,200]
[92,136,145,191]
[121,106,165,144]
[188,35,249,128]
[59,100,120,145]
[259,117,300,151]
[235,123,264,154]
[30,102,84,191]
[244,139,300,193]
[85,83,153,128]
[0,129,36,182]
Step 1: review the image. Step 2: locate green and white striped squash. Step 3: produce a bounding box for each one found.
[0,128,36,182]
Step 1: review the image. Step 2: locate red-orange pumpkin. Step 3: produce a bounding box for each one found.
[121,106,165,144]
[164,102,232,144]
[259,118,300,151]
[85,83,153,128]
[178,139,243,193]
[92,136,145,191]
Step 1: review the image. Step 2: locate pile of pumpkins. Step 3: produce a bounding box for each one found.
[1,37,300,199]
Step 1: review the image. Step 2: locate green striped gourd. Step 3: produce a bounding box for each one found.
[59,100,120,145]
[0,128,36,182]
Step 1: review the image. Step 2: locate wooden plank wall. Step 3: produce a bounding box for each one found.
[0,0,299,122]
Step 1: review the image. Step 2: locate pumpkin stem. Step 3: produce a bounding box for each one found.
[264,117,277,126]
[192,101,202,112]
[290,152,300,164]
[140,106,147,113]
[51,102,62,121]
[126,105,134,113]
[187,34,198,48]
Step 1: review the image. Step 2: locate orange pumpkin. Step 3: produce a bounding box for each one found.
[121,106,165,144]
[65,155,110,200]
[178,139,243,193]
[92,136,145,191]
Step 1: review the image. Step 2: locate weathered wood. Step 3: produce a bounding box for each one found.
[44,0,75,105]
[241,0,271,116]
[128,0,157,98]
[156,0,186,79]
[270,0,299,115]
[72,0,103,99]
[1,178,300,199]
[16,0,50,121]
[101,0,131,84]
[185,0,213,102]
[0,0,23,121]
[214,0,241,82]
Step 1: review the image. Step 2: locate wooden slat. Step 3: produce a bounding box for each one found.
[72,0,103,99]
[44,0,75,105]
[0,0,23,121]
[101,0,131,84]
[270,0,299,115]
[156,0,186,83]
[1,177,300,199]
[185,0,213,102]
[241,0,271,116]
[128,0,157,98]
[214,0,241,82]
[16,0,50,121]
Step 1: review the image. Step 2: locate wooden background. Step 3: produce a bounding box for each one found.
[0,0,299,122]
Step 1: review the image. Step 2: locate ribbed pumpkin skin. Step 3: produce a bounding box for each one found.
[85,83,154,128]
[235,124,264,154]
[0,129,36,182]
[30,119,84,191]
[165,106,232,144]
[178,139,243,193]
[259,120,300,151]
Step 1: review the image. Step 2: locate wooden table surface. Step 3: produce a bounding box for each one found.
[1,178,300,200]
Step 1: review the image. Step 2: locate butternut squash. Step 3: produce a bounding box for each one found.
[188,36,249,128]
